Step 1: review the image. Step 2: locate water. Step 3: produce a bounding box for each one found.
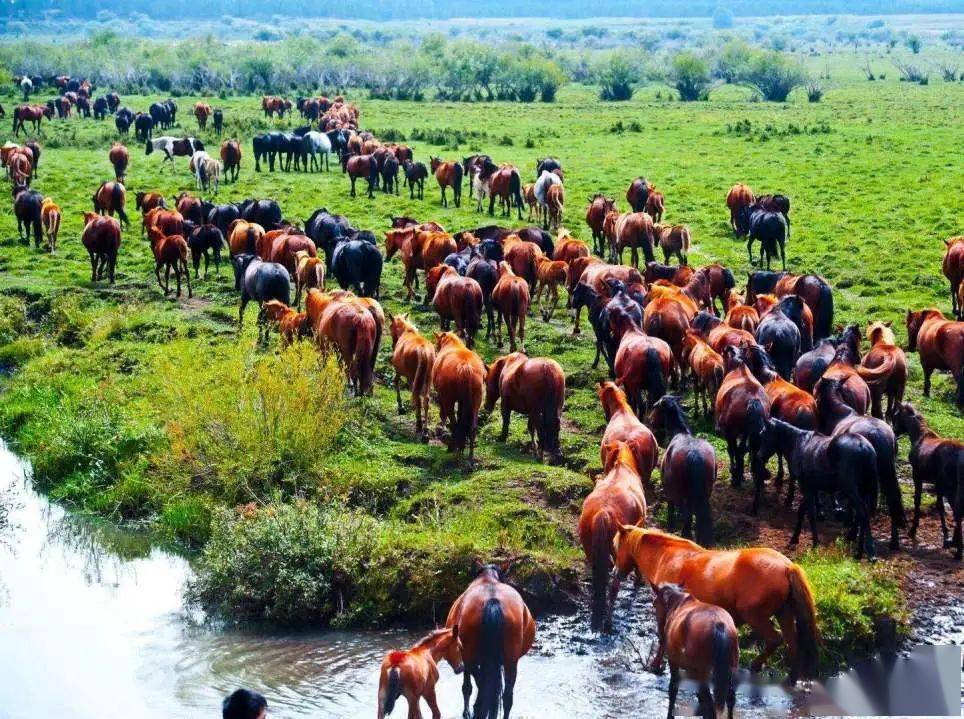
[0,445,958,718]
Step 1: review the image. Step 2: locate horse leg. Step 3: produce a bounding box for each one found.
[184,260,192,298]
[89,251,98,282]
[937,493,951,547]
[909,465,922,539]
[747,615,783,674]
[780,240,786,271]
[727,437,741,488]
[790,493,809,546]
[440,186,447,208]
[922,365,933,397]
[499,405,511,442]
[502,661,517,719]
[697,685,713,719]
[746,238,755,265]
[350,176,356,197]
[461,670,473,719]
[423,684,442,719]
[666,666,680,719]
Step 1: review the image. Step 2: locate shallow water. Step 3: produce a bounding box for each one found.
[0,445,957,718]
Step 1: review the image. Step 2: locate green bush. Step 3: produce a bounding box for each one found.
[670,52,712,101]
[597,51,639,101]
[738,50,809,102]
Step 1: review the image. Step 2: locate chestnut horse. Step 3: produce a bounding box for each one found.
[143,207,183,240]
[40,197,61,254]
[857,321,907,420]
[613,526,819,683]
[433,332,485,459]
[93,181,129,228]
[430,156,463,208]
[681,330,724,416]
[147,225,192,298]
[193,102,212,130]
[485,352,565,462]
[135,191,166,215]
[108,142,129,182]
[614,326,674,416]
[585,195,616,256]
[817,325,871,416]
[654,223,689,265]
[487,164,525,219]
[491,262,530,352]
[293,250,325,307]
[376,627,463,719]
[533,255,568,321]
[553,232,589,265]
[308,290,379,395]
[346,154,377,198]
[643,190,664,223]
[390,314,436,441]
[691,311,757,356]
[701,263,736,316]
[606,211,656,268]
[503,236,543,291]
[626,177,651,212]
[725,183,754,236]
[228,219,264,256]
[724,293,759,333]
[81,212,121,283]
[445,563,535,719]
[579,440,646,630]
[220,139,242,182]
[262,300,309,347]
[598,381,659,485]
[427,264,483,348]
[906,308,964,405]
[941,236,964,319]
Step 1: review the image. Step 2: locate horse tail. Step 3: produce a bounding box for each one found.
[477,597,505,719]
[355,319,376,396]
[786,564,820,680]
[245,227,256,254]
[452,367,477,454]
[381,665,403,716]
[589,510,613,629]
[111,182,128,227]
[453,162,463,195]
[711,622,733,712]
[644,346,665,406]
[813,280,834,340]
[722,267,736,293]
[687,450,714,547]
[12,105,19,130]
[463,286,481,344]
[510,170,524,210]
[856,351,897,388]
[746,398,766,447]
[540,363,563,457]
[314,262,326,291]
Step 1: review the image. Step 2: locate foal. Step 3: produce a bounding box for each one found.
[376,627,463,719]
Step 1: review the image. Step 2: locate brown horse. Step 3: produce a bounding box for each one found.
[553,232,589,265]
[228,219,264,256]
[93,182,130,227]
[503,236,543,291]
[143,206,183,240]
[568,255,603,317]
[487,164,524,219]
[7,149,32,186]
[346,154,377,198]
[12,104,52,135]
[427,264,483,347]
[40,197,61,254]
[445,563,535,719]
[415,231,459,302]
[268,232,317,275]
[725,183,754,236]
[645,262,694,288]
[643,190,664,223]
[644,295,693,372]
[614,526,819,683]
[293,250,325,307]
[485,352,565,461]
[747,272,834,342]
[135,191,166,215]
[193,102,212,130]
[220,139,242,182]
[545,183,564,231]
[817,325,871,416]
[430,156,463,208]
[390,314,436,441]
[607,211,656,268]
[701,263,736,316]
[108,142,129,182]
[598,381,659,485]
[81,212,121,284]
[649,583,738,719]
[309,291,379,395]
[585,195,616,256]
[906,308,964,405]
[175,191,205,225]
[681,330,724,416]
[723,293,760,333]
[856,321,907,420]
[533,255,568,321]
[714,345,771,511]
[433,331,485,459]
[579,440,646,630]
[941,236,964,319]
[626,177,651,212]
[262,300,309,347]
[492,262,530,352]
[614,326,674,416]
[147,225,192,298]
[654,223,690,265]
[376,627,463,719]
[692,311,758,355]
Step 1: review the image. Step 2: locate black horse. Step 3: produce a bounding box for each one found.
[331,238,382,298]
[149,101,170,129]
[466,256,498,340]
[380,155,400,195]
[134,113,153,142]
[443,246,476,276]
[207,203,242,237]
[403,160,428,200]
[240,198,282,230]
[305,208,354,269]
[212,108,223,137]
[93,96,109,120]
[744,206,787,270]
[13,185,43,247]
[232,254,291,341]
[187,224,225,279]
[755,300,802,380]
[114,107,134,135]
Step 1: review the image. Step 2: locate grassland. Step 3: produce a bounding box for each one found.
[0,67,960,669]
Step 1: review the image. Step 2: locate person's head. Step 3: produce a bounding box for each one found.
[222,689,267,719]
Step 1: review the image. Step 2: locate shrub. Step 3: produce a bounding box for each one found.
[738,50,809,102]
[906,36,922,54]
[806,82,824,102]
[670,52,712,101]
[597,51,639,101]
[714,39,752,83]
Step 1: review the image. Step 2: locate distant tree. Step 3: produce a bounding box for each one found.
[670,52,712,101]
[713,39,751,83]
[713,5,734,30]
[596,51,639,101]
[738,50,809,101]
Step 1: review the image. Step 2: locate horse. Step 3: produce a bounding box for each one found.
[212,108,223,137]
[195,154,222,194]
[626,177,651,213]
[300,130,332,173]
[714,345,771,512]
[12,104,52,135]
[193,102,212,130]
[533,170,561,222]
[486,163,525,219]
[503,236,543,292]
[93,96,108,120]
[724,293,759,333]
[758,417,879,560]
[175,192,205,225]
[380,154,400,194]
[145,136,203,169]
[793,337,839,393]
[814,378,905,551]
[857,321,907,420]
[553,233,589,265]
[308,291,379,395]
[485,352,565,462]
[906,308,964,405]
[376,627,463,719]
[939,236,964,318]
[893,402,964,559]
[680,330,725,416]
[81,212,121,284]
[240,198,282,230]
[607,211,656,268]
[445,563,535,719]
[466,256,499,341]
[644,291,695,372]
[387,228,457,302]
[266,231,317,275]
[262,300,309,347]
[643,191,665,223]
[430,157,463,208]
[6,148,32,186]
[579,440,647,631]
[746,271,834,341]
[305,208,353,268]
[544,183,565,232]
[134,113,153,142]
[690,311,758,356]
[650,223,689,266]
[614,326,674,416]
[232,254,291,341]
[586,195,617,257]
[403,160,428,200]
[754,294,813,354]
[186,224,225,279]
[389,315,436,441]
[114,108,133,135]
[597,380,659,482]
[292,250,325,307]
[613,526,819,683]
[533,256,568,322]
[535,157,563,180]
[40,197,61,254]
[755,299,802,380]
[726,183,755,236]
[93,181,129,228]
[492,262,530,352]
[745,206,787,270]
[817,325,871,416]
[108,142,129,182]
[433,332,485,459]
[220,140,242,182]
[345,154,378,198]
[427,265,483,348]
[522,183,538,223]
[147,225,192,298]
[12,185,42,247]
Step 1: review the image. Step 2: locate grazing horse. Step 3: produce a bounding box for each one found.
[147,225,192,298]
[857,321,907,419]
[607,211,656,267]
[376,627,463,719]
[714,345,771,512]
[430,157,463,208]
[108,142,129,182]
[12,185,42,247]
[586,195,617,257]
[643,190,664,223]
[745,206,787,270]
[81,212,121,283]
[491,262,531,352]
[746,271,834,342]
[6,148,32,186]
[403,160,428,200]
[649,583,738,719]
[293,250,325,307]
[533,256,568,321]
[93,181,129,228]
[906,308,964,405]
[186,224,225,278]
[390,315,436,440]
[195,154,222,193]
[599,381,659,485]
[894,402,964,559]
[427,265,483,347]
[626,177,651,213]
[445,563,535,719]
[484,352,565,462]
[135,190,166,214]
[308,291,380,395]
[654,224,690,265]
[613,526,819,683]
[614,325,674,416]
[345,154,378,198]
[232,254,291,340]
[433,332,485,459]
[220,140,242,182]
[193,102,212,130]
[40,197,61,254]
[726,183,754,236]
[758,417,879,559]
[649,396,716,546]
[262,300,309,347]
[579,441,646,631]
[681,330,724,416]
[942,236,964,319]
[818,325,871,416]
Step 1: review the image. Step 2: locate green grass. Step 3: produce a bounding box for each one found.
[0,61,961,664]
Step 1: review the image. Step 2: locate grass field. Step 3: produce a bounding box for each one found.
[0,69,960,668]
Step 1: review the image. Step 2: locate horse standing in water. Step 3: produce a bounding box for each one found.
[446,563,535,719]
[376,628,463,719]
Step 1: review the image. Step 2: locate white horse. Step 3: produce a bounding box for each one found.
[534,170,562,227]
[472,167,491,213]
[300,131,332,172]
[197,155,222,194]
[19,76,32,102]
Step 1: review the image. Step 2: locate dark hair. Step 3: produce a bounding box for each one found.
[222,689,267,719]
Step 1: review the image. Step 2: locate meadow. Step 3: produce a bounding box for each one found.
[0,68,961,671]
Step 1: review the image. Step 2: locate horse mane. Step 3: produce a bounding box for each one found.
[413,627,453,650]
[640,528,703,551]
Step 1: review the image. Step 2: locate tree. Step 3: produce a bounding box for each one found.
[713,39,751,83]
[596,51,640,101]
[670,52,712,101]
[906,35,922,54]
[738,50,809,102]
[713,5,734,30]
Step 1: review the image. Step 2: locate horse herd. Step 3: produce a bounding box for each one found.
[4,84,964,719]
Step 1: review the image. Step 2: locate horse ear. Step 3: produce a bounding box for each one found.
[451,624,459,640]
[470,557,484,576]
[835,323,844,333]
[884,320,892,327]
